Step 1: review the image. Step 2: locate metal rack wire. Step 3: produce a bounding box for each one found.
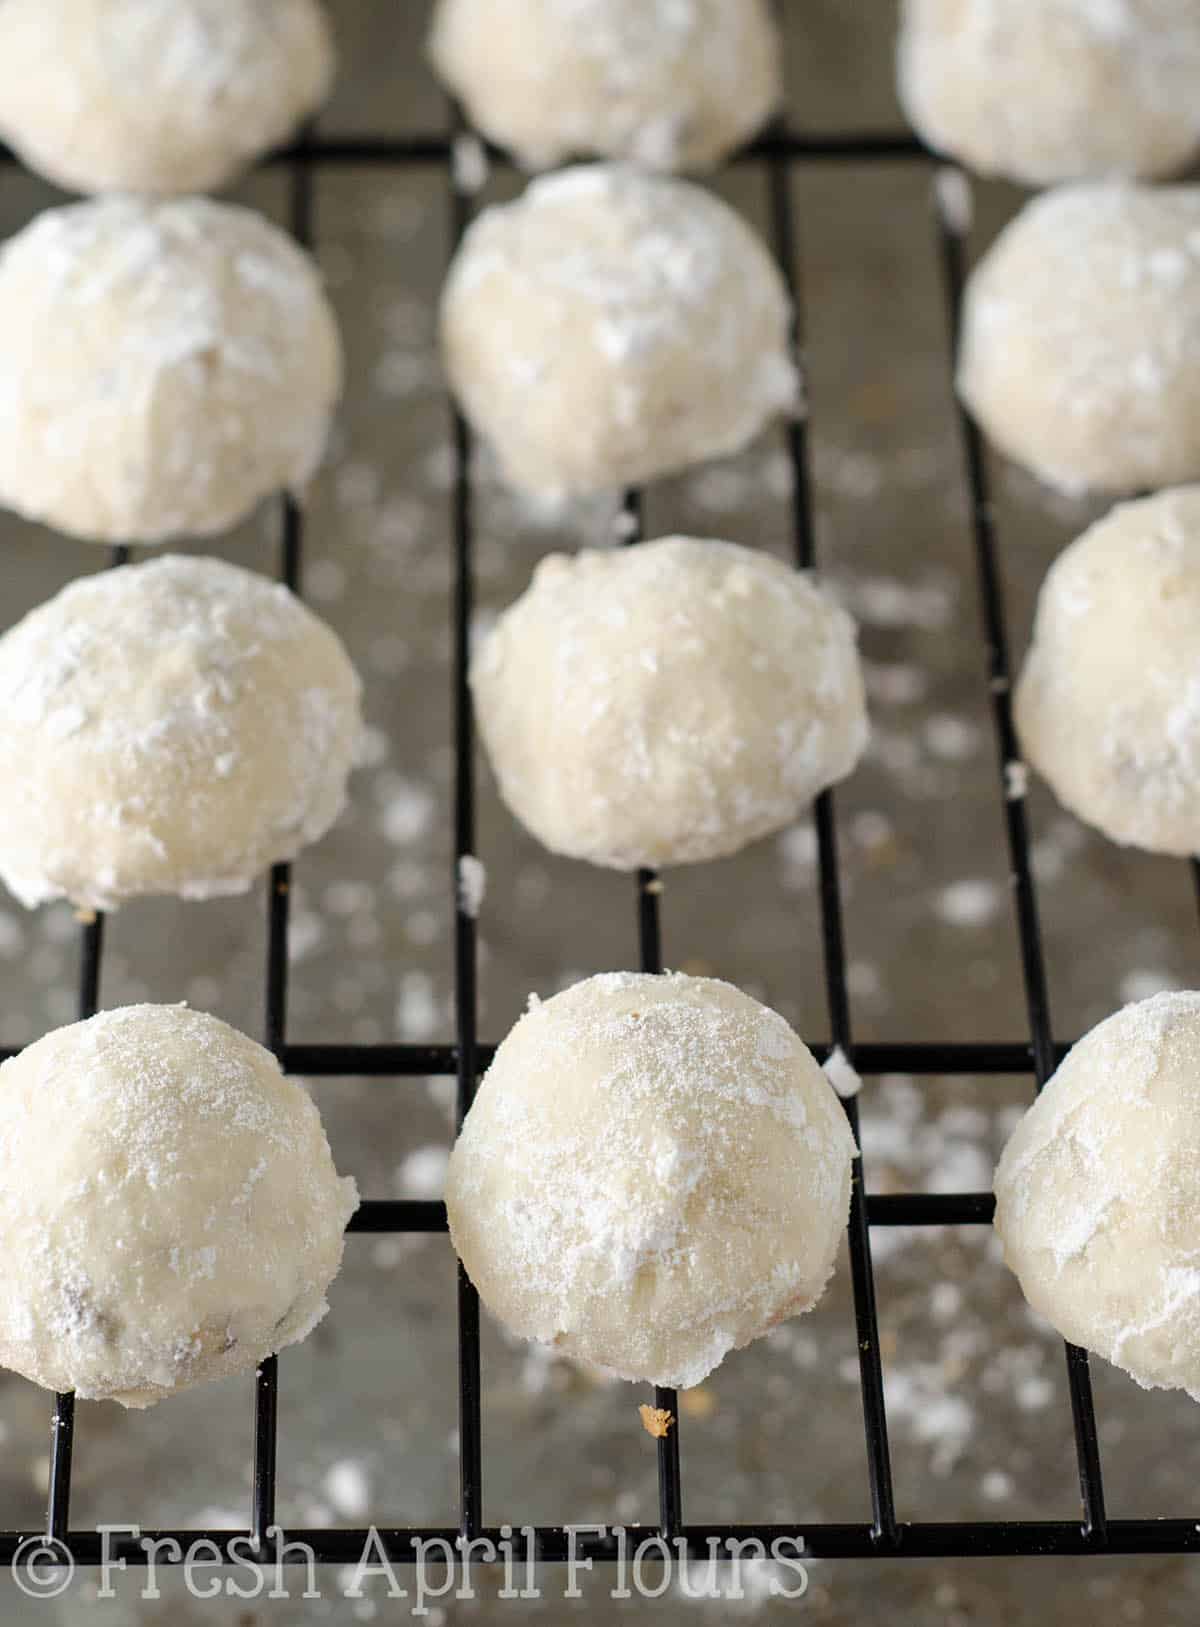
[2,25,1200,1580]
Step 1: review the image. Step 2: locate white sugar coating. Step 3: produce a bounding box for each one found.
[958,183,1200,497]
[440,164,798,498]
[0,194,343,543]
[0,1004,358,1407]
[0,555,363,911]
[428,0,780,172]
[1015,487,1200,856]
[471,537,868,871]
[899,0,1200,186]
[0,0,334,196]
[995,992,1200,1400]
[445,972,857,1388]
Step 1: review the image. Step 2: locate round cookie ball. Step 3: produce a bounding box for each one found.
[471,537,868,870]
[958,183,1200,497]
[995,992,1200,1399]
[428,0,781,172]
[0,195,343,544]
[446,972,856,1388]
[0,555,363,910]
[440,165,798,497]
[1015,487,1200,855]
[0,0,334,197]
[0,1004,358,1407]
[898,0,1200,186]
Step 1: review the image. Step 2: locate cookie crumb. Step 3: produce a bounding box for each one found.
[638,1404,674,1439]
[73,907,97,925]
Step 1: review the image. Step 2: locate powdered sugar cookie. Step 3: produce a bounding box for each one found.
[0,1004,357,1406]
[0,556,362,910]
[0,195,342,543]
[446,972,855,1388]
[440,165,797,497]
[0,0,334,196]
[429,0,779,171]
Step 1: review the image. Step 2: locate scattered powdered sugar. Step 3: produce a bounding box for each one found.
[885,1363,975,1476]
[845,573,956,631]
[935,878,1002,928]
[860,1082,995,1204]
[864,660,929,708]
[396,971,440,1041]
[1005,759,1029,801]
[934,167,973,236]
[823,1044,863,1099]
[457,854,486,918]
[924,714,981,761]
[323,1459,371,1521]
[451,133,489,194]
[1119,968,1179,1004]
[394,1145,450,1200]
[376,775,437,846]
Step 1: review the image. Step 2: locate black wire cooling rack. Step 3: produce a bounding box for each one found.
[3,20,1200,1581]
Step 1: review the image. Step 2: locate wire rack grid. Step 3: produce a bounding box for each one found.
[2,16,1200,1579]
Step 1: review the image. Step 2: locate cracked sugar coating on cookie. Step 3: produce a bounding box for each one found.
[471,537,868,870]
[0,194,342,543]
[445,972,857,1388]
[995,992,1200,1400]
[0,0,334,196]
[957,184,1200,497]
[1015,486,1200,856]
[440,165,798,497]
[0,1004,358,1407]
[429,0,780,172]
[898,0,1200,186]
[0,555,363,910]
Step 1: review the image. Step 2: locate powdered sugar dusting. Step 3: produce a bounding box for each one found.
[0,1004,357,1406]
[0,0,334,195]
[959,184,1200,497]
[446,972,856,1388]
[441,164,798,496]
[0,194,342,542]
[471,536,868,870]
[0,555,363,910]
[429,0,780,172]
[995,991,1200,1397]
